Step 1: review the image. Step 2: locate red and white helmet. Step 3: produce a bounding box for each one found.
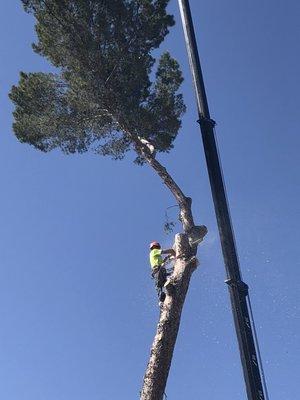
[149,241,161,250]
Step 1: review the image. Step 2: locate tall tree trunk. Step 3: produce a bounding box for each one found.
[140,233,201,400]
[124,133,207,399]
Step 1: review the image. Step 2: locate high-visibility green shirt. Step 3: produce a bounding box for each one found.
[150,248,163,269]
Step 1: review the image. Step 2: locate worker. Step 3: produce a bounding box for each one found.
[149,241,175,304]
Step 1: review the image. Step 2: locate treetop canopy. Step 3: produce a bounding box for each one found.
[10,0,186,161]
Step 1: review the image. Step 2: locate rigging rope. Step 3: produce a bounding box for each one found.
[247,292,270,400]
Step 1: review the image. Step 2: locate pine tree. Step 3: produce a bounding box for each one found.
[9,2,207,399]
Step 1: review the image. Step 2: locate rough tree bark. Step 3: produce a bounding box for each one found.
[140,234,199,400]
[130,136,207,400]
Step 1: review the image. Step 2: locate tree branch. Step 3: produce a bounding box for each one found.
[124,130,195,232]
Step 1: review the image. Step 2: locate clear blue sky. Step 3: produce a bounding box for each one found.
[1,1,299,399]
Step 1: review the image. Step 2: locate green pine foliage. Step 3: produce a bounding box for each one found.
[10,0,186,160]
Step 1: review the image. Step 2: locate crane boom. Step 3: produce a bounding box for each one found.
[177,1,267,398]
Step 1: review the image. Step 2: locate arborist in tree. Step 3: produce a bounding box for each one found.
[149,241,175,304]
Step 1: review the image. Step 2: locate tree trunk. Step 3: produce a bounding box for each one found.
[124,133,207,398]
[140,233,199,400]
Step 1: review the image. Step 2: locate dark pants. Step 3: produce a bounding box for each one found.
[152,266,167,302]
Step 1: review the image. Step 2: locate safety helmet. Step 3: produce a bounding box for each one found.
[150,241,161,250]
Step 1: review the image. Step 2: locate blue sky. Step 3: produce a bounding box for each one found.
[1,1,300,399]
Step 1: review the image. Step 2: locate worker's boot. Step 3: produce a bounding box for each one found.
[159,292,166,309]
[159,292,166,303]
[164,277,174,291]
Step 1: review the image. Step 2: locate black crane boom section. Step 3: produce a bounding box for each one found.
[177,1,267,399]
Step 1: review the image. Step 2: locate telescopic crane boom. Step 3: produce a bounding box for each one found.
[177,1,268,399]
